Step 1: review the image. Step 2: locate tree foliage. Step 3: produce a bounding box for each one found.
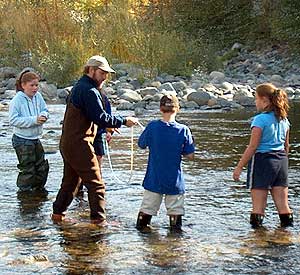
[0,0,299,86]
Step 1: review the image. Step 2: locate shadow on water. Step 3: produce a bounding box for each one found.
[0,102,299,274]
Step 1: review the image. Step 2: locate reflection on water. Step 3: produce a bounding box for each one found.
[0,103,299,274]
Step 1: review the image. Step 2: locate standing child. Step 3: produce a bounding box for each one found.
[233,83,293,228]
[9,71,49,191]
[136,94,195,232]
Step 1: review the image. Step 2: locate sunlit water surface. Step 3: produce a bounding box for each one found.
[0,103,299,275]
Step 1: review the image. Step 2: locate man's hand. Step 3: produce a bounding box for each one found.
[106,132,112,144]
[125,116,139,127]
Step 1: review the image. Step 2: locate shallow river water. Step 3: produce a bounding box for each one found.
[0,102,299,275]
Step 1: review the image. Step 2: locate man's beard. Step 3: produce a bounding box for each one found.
[92,72,103,87]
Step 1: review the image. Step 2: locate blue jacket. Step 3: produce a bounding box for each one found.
[70,75,125,128]
[9,91,49,139]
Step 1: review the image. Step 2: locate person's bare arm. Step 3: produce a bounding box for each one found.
[284,129,290,154]
[233,127,262,181]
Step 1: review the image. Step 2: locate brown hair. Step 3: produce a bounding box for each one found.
[160,94,180,113]
[83,65,98,74]
[256,83,289,120]
[16,71,40,91]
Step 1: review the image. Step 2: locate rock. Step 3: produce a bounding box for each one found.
[119,89,142,103]
[102,86,116,95]
[184,101,199,109]
[57,88,69,99]
[158,82,176,93]
[187,91,211,106]
[4,78,16,90]
[0,67,17,79]
[115,82,135,91]
[141,95,154,102]
[190,80,202,90]
[216,97,233,107]
[134,107,145,116]
[207,98,218,107]
[221,82,234,91]
[161,90,177,97]
[209,71,225,82]
[129,78,141,90]
[203,83,217,92]
[285,87,295,96]
[137,87,158,97]
[145,101,160,110]
[3,89,16,99]
[233,94,255,106]
[172,81,187,93]
[150,81,161,88]
[39,82,57,102]
[231,42,242,51]
[152,93,164,102]
[270,74,284,84]
[116,101,134,110]
[133,101,147,109]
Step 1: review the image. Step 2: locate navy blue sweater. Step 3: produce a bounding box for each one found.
[70,75,125,128]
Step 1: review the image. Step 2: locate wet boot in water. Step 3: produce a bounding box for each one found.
[279,213,293,227]
[136,212,152,232]
[250,213,264,228]
[169,215,183,233]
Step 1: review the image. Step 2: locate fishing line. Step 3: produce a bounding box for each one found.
[105,122,145,184]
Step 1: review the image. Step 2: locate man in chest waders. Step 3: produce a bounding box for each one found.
[51,56,138,225]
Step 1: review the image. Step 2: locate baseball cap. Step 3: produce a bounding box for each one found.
[85,55,115,73]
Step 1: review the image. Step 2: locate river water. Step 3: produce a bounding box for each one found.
[0,102,299,275]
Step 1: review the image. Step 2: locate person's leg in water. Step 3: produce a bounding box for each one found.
[76,134,105,198]
[250,189,268,228]
[136,190,162,232]
[33,139,49,190]
[165,194,185,232]
[52,158,82,222]
[271,186,293,227]
[12,136,39,191]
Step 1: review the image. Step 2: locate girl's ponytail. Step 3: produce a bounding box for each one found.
[256,83,289,120]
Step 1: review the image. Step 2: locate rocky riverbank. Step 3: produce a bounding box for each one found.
[1,44,300,113]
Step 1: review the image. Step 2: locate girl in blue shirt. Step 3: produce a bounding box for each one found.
[9,71,49,191]
[233,83,293,228]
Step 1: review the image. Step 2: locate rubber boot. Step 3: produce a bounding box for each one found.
[136,212,152,232]
[279,213,293,227]
[169,215,183,232]
[250,213,264,228]
[51,213,65,223]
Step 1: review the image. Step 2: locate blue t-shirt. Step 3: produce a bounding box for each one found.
[138,120,195,195]
[251,111,290,153]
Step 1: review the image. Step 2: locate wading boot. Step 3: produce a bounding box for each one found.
[250,213,264,228]
[51,213,65,223]
[169,215,183,233]
[136,212,152,232]
[279,213,293,227]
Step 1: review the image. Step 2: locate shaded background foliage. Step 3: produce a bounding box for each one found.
[0,0,299,86]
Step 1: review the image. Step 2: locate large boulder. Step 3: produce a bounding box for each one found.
[187,91,211,106]
[119,89,142,103]
[137,87,158,97]
[0,67,17,79]
[39,82,57,102]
